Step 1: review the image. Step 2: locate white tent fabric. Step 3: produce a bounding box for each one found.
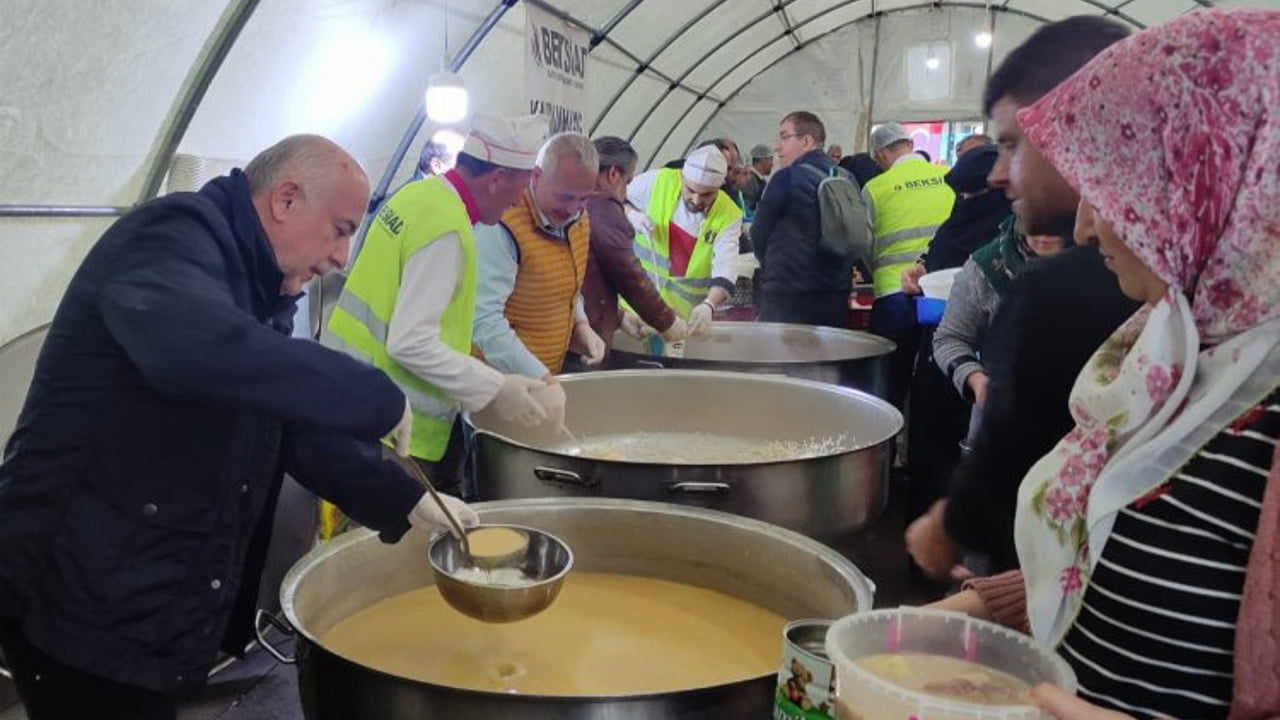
[1,0,1275,344]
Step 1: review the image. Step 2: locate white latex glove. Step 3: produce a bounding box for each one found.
[387,397,412,457]
[531,380,567,431]
[486,374,549,427]
[408,491,479,536]
[660,317,689,342]
[688,302,715,337]
[625,206,654,235]
[574,321,606,366]
[619,311,647,339]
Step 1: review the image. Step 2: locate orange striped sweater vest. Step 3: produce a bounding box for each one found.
[500,191,591,374]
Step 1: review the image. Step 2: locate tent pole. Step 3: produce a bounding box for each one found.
[136,0,262,203]
[865,12,882,148]
[0,206,128,218]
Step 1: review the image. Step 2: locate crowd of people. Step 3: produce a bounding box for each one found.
[0,5,1274,720]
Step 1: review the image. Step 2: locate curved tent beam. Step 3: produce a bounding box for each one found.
[588,0,738,135]
[137,0,263,203]
[653,0,1054,165]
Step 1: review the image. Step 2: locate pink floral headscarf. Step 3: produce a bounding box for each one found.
[1010,8,1280,647]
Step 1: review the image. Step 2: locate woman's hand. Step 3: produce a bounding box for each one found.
[1031,684,1147,720]
[905,499,965,579]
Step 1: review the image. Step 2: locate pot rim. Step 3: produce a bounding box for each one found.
[279,498,876,701]
[610,322,897,364]
[464,369,904,463]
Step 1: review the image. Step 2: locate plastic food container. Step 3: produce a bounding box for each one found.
[919,268,961,300]
[825,608,1076,720]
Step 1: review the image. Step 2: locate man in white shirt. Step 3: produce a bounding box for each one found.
[325,113,553,496]
[626,145,743,335]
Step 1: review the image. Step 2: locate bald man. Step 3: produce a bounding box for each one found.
[0,135,471,718]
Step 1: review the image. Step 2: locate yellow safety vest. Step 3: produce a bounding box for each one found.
[864,159,955,297]
[324,177,477,461]
[635,168,742,318]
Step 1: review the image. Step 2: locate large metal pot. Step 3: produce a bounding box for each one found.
[272,498,875,719]
[607,322,895,398]
[467,370,902,541]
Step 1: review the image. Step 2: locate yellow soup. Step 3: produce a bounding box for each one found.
[465,526,528,559]
[320,572,787,695]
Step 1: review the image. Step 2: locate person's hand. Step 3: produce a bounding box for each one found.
[619,311,647,339]
[922,589,993,620]
[408,491,479,536]
[905,500,965,580]
[531,377,567,430]
[902,262,927,295]
[688,302,715,336]
[574,321,606,366]
[660,317,689,342]
[387,397,412,457]
[967,371,990,408]
[625,206,654,235]
[487,374,549,427]
[1031,684,1141,720]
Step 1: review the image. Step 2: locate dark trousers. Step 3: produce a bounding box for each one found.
[0,618,177,720]
[868,293,921,410]
[757,290,851,329]
[413,416,468,498]
[906,327,972,522]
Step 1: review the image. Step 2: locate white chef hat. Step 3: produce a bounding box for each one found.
[461,113,549,170]
[681,145,727,187]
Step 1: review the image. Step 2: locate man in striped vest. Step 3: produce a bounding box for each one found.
[627,145,743,336]
[472,132,603,416]
[325,114,553,496]
[861,122,956,408]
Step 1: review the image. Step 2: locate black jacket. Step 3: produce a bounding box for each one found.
[923,147,1012,272]
[751,149,855,294]
[943,245,1140,569]
[0,171,423,692]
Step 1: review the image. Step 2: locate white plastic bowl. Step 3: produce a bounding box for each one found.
[825,607,1076,720]
[919,268,962,300]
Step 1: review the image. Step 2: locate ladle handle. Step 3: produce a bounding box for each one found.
[398,456,470,550]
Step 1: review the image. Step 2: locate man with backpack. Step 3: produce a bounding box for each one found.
[752,111,869,328]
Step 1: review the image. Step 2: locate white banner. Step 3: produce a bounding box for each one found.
[526,4,588,134]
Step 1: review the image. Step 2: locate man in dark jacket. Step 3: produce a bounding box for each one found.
[905,17,1138,577]
[0,135,476,718]
[580,136,686,358]
[751,111,856,328]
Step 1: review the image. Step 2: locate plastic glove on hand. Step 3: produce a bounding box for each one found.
[660,317,689,342]
[575,322,607,366]
[531,380,567,431]
[387,397,413,457]
[619,311,647,339]
[408,491,479,537]
[688,302,714,336]
[625,206,654,235]
[488,374,550,427]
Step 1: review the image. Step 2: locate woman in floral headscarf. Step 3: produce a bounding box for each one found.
[938,8,1280,720]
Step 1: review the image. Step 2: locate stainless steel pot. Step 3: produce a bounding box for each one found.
[467,370,903,541]
[267,498,875,719]
[606,322,896,398]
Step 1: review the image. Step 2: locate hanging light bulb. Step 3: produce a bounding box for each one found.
[425,69,469,124]
[925,53,941,71]
[975,30,993,48]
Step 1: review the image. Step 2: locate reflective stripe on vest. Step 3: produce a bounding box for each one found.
[323,177,477,461]
[864,160,955,297]
[635,168,741,318]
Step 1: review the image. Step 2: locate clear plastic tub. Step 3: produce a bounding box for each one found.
[824,608,1076,720]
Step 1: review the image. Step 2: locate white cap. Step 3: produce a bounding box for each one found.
[869,122,911,152]
[461,113,549,170]
[681,145,727,187]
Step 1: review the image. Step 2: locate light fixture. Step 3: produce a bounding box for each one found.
[975,30,993,48]
[431,128,466,160]
[925,53,941,71]
[425,70,469,124]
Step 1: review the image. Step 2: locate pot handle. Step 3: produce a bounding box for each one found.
[0,657,9,681]
[534,466,599,489]
[667,481,732,495]
[254,609,297,665]
[635,359,665,369]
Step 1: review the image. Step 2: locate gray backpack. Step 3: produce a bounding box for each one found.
[800,164,872,264]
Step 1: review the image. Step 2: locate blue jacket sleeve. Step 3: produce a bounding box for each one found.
[751,167,789,262]
[281,426,424,543]
[97,214,404,441]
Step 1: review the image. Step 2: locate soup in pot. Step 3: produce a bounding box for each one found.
[320,572,788,695]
